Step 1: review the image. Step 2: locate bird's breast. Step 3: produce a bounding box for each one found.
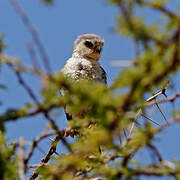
[63,58,104,83]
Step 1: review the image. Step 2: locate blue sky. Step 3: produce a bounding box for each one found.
[0,0,180,179]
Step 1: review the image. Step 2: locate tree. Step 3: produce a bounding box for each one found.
[0,0,180,179]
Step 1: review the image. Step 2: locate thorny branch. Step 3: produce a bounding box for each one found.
[1,56,72,179]
[147,93,180,106]
[1,0,179,179]
[24,130,56,168]
[109,2,180,131]
[2,56,180,179]
[28,135,62,180]
[6,60,72,153]
[24,129,71,179]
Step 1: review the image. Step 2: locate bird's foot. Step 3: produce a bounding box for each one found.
[64,127,77,138]
[88,121,96,129]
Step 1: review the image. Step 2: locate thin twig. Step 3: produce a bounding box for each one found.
[148,144,163,162]
[7,62,39,104]
[25,131,56,167]
[1,102,62,122]
[128,122,135,137]
[43,113,72,153]
[156,118,178,133]
[26,42,41,70]
[134,39,139,60]
[146,93,180,106]
[9,0,51,74]
[104,153,121,164]
[6,58,72,163]
[155,100,169,125]
[146,89,166,102]
[117,168,180,177]
[123,128,128,139]
[138,1,180,20]
[125,89,165,138]
[121,146,140,167]
[141,114,160,126]
[28,164,41,169]
[118,131,122,146]
[18,137,25,180]
[28,135,63,180]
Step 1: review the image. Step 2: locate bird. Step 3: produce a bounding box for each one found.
[60,33,107,137]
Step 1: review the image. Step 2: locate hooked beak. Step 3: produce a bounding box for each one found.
[95,46,102,54]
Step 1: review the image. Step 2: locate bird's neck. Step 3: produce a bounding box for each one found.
[72,52,99,64]
[72,51,83,59]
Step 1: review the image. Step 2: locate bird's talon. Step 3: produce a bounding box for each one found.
[64,128,76,138]
[88,124,92,129]
[70,129,75,138]
[64,130,69,137]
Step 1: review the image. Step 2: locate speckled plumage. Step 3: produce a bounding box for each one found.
[61,57,107,84]
[61,34,107,121]
[61,34,106,84]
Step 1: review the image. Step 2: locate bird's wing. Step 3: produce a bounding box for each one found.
[64,106,72,120]
[60,90,73,121]
[100,66,107,85]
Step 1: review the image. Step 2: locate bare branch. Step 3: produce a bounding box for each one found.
[148,144,163,162]
[7,62,39,105]
[27,164,40,169]
[9,0,52,74]
[26,42,41,71]
[28,135,65,180]
[156,118,178,133]
[18,137,25,180]
[121,146,141,170]
[136,0,180,20]
[147,93,180,106]
[117,168,180,177]
[0,102,61,122]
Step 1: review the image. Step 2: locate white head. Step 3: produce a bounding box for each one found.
[72,34,104,61]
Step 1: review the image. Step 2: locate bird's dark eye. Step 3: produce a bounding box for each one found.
[84,41,93,48]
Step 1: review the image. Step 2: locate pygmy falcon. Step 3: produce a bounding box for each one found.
[61,34,107,136]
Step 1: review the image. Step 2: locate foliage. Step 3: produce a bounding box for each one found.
[0,0,180,179]
[0,132,18,180]
[0,34,5,53]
